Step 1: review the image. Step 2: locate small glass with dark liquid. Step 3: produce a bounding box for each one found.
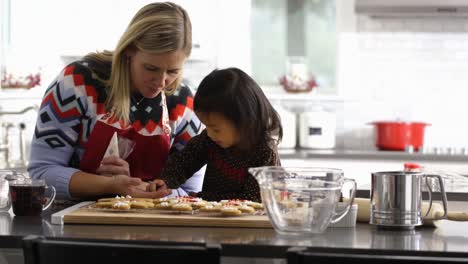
[9,179,56,216]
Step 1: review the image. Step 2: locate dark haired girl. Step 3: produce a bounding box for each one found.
[151,67,283,202]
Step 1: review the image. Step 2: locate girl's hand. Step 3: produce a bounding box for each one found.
[111,175,171,198]
[146,179,171,194]
[96,156,130,176]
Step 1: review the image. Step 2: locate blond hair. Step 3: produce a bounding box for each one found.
[84,2,192,122]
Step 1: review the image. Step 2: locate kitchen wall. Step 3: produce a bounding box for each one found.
[1,0,251,91]
[3,0,468,154]
[336,2,468,152]
[250,0,468,153]
[0,0,251,167]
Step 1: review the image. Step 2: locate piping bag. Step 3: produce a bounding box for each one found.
[103,132,120,158]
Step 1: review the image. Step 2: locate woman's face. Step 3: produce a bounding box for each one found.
[197,112,240,149]
[128,49,186,98]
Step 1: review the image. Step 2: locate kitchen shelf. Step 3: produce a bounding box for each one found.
[356,187,468,201]
[278,148,468,163]
[262,85,351,102]
[0,87,45,100]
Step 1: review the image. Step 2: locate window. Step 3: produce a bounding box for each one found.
[251,0,337,94]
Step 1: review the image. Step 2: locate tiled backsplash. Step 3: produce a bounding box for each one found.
[337,15,468,151]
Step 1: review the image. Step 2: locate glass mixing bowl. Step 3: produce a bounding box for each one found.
[249,166,356,235]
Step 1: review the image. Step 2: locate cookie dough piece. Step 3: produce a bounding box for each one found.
[220,206,242,216]
[171,203,193,211]
[130,201,149,209]
[145,202,155,208]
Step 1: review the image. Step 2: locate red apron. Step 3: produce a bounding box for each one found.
[79,93,172,181]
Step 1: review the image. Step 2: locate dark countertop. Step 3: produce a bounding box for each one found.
[1,208,468,259]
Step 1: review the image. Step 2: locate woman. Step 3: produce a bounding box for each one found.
[28,2,203,200]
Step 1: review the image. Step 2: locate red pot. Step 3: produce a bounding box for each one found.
[370,121,430,151]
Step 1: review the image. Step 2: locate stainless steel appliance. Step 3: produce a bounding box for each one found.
[370,171,448,229]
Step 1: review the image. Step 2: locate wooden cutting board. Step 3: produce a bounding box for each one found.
[54,202,273,228]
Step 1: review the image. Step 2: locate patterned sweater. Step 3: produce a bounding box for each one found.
[159,130,281,202]
[28,61,202,199]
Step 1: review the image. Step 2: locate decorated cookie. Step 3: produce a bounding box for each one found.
[245,201,264,210]
[155,201,172,210]
[191,201,208,209]
[171,203,193,211]
[199,204,221,212]
[238,205,255,214]
[112,201,131,210]
[153,197,170,204]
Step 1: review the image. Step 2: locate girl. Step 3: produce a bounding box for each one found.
[151,67,283,202]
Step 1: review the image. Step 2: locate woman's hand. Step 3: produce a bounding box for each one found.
[96,156,130,176]
[111,175,171,198]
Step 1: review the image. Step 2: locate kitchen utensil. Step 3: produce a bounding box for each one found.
[370,171,448,229]
[249,166,356,235]
[299,106,336,149]
[370,121,430,151]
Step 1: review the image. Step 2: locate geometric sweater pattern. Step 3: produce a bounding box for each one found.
[28,61,202,199]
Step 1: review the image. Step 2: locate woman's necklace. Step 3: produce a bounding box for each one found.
[132,95,145,106]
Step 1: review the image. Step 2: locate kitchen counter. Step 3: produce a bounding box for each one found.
[279,149,468,162]
[357,185,468,202]
[1,207,468,261]
[280,149,468,202]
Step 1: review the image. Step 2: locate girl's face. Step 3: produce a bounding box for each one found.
[128,49,186,98]
[197,112,240,149]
